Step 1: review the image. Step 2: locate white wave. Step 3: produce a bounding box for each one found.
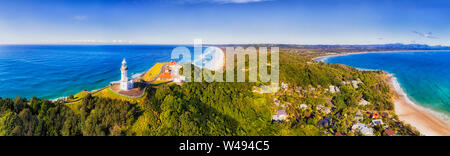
[390,76,450,124]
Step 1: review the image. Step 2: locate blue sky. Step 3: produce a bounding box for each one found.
[0,0,449,45]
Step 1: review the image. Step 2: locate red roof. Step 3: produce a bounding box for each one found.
[385,129,396,136]
[159,73,172,79]
[168,61,176,66]
[372,112,381,118]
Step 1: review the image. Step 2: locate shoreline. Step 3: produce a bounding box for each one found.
[387,75,450,136]
[50,48,225,102]
[315,51,450,136]
[51,67,154,101]
[313,49,450,62]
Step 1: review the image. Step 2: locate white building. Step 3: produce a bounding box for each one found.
[174,76,186,83]
[329,85,340,93]
[371,119,384,126]
[352,123,374,136]
[171,64,181,75]
[316,105,332,114]
[299,104,308,110]
[352,80,359,88]
[272,110,288,122]
[358,99,370,106]
[335,87,340,92]
[281,82,289,91]
[352,79,363,89]
[119,59,134,91]
[342,80,350,85]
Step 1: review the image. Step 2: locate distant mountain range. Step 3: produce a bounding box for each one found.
[293,44,450,50]
[214,43,450,51]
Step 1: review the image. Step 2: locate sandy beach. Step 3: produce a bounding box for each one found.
[388,75,450,136]
[316,52,450,136]
[313,50,450,63]
[314,51,377,62]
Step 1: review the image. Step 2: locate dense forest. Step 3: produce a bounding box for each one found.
[0,51,420,136]
[0,83,278,136]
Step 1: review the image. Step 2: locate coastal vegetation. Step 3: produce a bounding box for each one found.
[0,50,421,136]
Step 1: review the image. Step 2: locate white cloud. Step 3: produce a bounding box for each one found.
[73,15,88,21]
[412,31,438,39]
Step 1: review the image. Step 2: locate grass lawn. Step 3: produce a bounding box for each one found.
[142,62,166,81]
[66,87,147,113]
[93,87,146,104]
[65,91,89,103]
[65,62,168,113]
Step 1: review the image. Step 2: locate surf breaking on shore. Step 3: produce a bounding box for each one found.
[316,52,450,136]
[388,75,450,136]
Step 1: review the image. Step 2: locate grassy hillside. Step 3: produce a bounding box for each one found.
[142,62,165,81]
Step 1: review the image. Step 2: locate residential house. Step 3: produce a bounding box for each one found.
[281,82,289,91]
[317,105,332,114]
[299,104,308,110]
[335,87,340,92]
[358,99,370,106]
[352,123,374,136]
[371,119,384,126]
[385,129,397,136]
[372,112,381,118]
[329,85,340,93]
[342,80,351,85]
[352,80,359,88]
[352,79,363,89]
[272,110,288,122]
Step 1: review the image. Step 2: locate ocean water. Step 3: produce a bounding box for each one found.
[324,51,450,116]
[0,45,179,99]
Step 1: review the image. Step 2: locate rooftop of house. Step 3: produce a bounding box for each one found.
[299,104,308,109]
[385,129,396,136]
[277,110,287,116]
[168,61,176,66]
[159,73,172,79]
[371,119,384,126]
[352,123,374,136]
[372,112,381,118]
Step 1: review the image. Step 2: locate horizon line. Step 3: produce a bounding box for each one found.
[0,43,449,47]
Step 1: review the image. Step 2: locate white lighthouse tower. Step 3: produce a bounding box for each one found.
[120,59,134,91]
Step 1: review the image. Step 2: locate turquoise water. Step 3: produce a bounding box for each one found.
[325,51,450,115]
[0,45,178,99]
